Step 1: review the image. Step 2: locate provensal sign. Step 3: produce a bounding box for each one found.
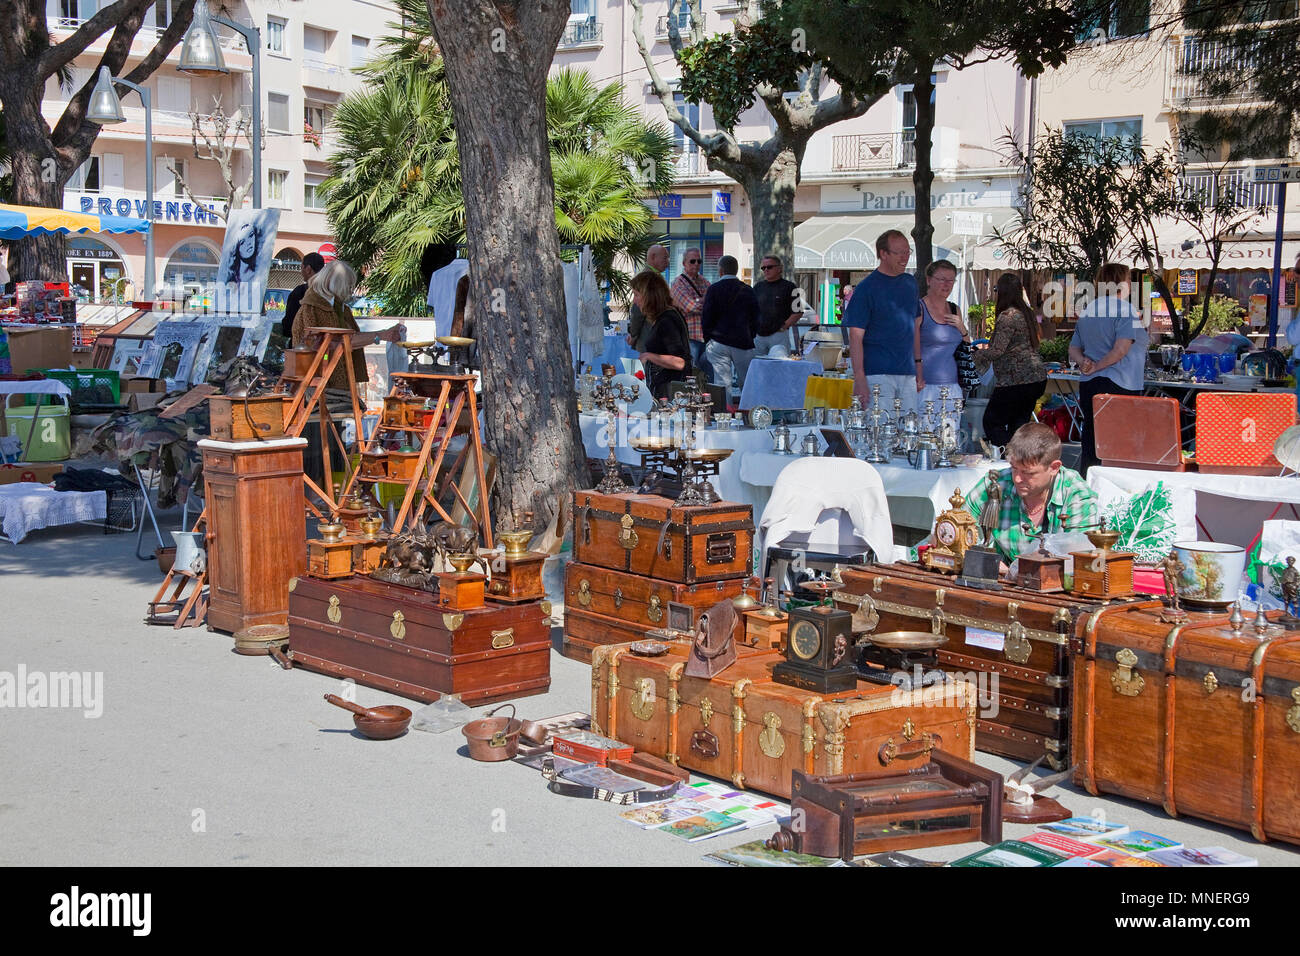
[78,195,222,224]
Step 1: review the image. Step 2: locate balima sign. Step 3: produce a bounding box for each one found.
[78,195,222,224]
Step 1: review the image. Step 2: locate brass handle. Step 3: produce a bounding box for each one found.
[491,628,515,649]
[878,732,937,766]
[577,579,592,607]
[647,595,663,623]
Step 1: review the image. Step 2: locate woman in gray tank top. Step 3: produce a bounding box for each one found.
[913,260,969,426]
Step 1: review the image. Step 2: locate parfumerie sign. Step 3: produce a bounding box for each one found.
[79,195,222,224]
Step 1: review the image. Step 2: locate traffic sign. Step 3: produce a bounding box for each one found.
[1252,164,1299,183]
[951,211,984,236]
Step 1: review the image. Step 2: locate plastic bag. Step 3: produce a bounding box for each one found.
[411,694,472,734]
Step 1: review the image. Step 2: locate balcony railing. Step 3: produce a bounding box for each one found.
[831,131,916,172]
[672,149,704,178]
[50,18,249,53]
[1179,165,1278,207]
[1163,35,1274,109]
[559,19,603,47]
[656,11,694,39]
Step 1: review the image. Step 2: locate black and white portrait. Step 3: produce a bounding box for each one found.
[213,208,280,315]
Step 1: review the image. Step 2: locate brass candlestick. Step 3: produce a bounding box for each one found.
[592,369,638,495]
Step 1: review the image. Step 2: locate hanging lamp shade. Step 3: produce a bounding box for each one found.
[179,4,227,75]
[86,67,125,125]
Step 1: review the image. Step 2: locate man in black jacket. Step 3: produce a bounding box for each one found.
[279,252,325,338]
[701,255,759,401]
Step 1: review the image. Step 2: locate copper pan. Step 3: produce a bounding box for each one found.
[461,704,523,761]
[324,693,412,740]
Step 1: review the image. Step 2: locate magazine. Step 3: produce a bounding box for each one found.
[1146,846,1258,867]
[1087,831,1183,855]
[1037,817,1129,839]
[619,799,711,829]
[950,840,1064,867]
[659,811,750,843]
[1020,832,1105,859]
[705,839,846,867]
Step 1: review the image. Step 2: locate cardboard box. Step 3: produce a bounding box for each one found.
[0,462,63,485]
[6,327,73,373]
[127,391,164,413]
[121,376,166,394]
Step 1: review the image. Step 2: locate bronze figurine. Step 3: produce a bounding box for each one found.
[1161,550,1187,622]
[980,471,1001,548]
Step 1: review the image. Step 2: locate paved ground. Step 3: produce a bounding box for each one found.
[2,515,1298,867]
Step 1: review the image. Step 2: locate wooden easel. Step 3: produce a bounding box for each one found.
[146,508,208,629]
[279,327,367,515]
[337,372,494,545]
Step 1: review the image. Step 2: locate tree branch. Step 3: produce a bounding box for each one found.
[35,0,147,81]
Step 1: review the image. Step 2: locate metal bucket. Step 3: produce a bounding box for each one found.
[461,704,523,761]
[171,531,206,575]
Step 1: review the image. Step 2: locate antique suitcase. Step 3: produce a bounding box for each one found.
[564,606,650,664]
[836,564,1125,770]
[1074,602,1300,845]
[207,395,289,442]
[573,490,753,584]
[562,561,746,661]
[287,574,551,705]
[591,641,976,799]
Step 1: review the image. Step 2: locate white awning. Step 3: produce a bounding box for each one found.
[793,211,1020,272]
[1147,217,1300,271]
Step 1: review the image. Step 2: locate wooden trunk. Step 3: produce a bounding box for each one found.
[207,395,289,443]
[573,490,753,584]
[486,551,546,604]
[591,642,976,798]
[836,564,1128,770]
[562,562,745,661]
[287,574,550,706]
[1074,603,1300,845]
[200,438,308,633]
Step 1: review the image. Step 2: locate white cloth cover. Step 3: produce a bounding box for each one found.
[757,457,893,565]
[424,259,470,338]
[0,482,105,543]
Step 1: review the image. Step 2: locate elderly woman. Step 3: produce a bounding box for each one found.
[1069,261,1147,475]
[630,269,693,401]
[977,273,1047,447]
[914,259,970,411]
[292,259,402,393]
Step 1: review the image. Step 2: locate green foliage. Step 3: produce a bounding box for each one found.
[1102,482,1178,565]
[1193,295,1247,336]
[968,302,996,338]
[1038,335,1070,364]
[323,11,676,315]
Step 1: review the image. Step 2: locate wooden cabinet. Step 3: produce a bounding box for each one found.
[199,438,308,633]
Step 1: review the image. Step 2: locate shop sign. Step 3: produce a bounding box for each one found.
[711,190,731,222]
[78,195,222,224]
[657,194,682,219]
[1178,269,1197,295]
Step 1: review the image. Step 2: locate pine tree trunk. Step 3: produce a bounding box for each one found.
[736,144,801,277]
[426,0,588,535]
[6,94,71,281]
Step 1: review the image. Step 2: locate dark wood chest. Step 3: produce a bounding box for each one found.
[287,574,551,706]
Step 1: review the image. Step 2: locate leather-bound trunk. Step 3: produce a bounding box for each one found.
[591,642,976,799]
[573,491,753,584]
[1074,603,1300,845]
[835,564,1135,770]
[287,575,551,705]
[562,562,745,661]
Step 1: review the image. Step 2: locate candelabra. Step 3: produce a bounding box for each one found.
[592,369,639,494]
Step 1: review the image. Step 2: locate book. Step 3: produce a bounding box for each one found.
[618,799,711,830]
[659,811,750,843]
[704,840,847,867]
[866,851,946,867]
[1146,846,1259,867]
[558,765,648,792]
[1086,849,1168,867]
[1055,856,1109,868]
[950,840,1065,867]
[1020,832,1105,859]
[1037,817,1129,839]
[684,781,788,816]
[1088,830,1183,855]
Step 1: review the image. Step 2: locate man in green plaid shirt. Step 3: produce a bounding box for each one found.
[964,423,1098,565]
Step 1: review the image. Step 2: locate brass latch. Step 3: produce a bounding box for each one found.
[577,578,592,607]
[618,514,638,550]
[491,628,515,649]
[647,594,663,623]
[1111,647,1145,697]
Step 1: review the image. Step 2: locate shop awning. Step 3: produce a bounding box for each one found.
[793,211,1019,272]
[0,202,150,240]
[1146,217,1300,271]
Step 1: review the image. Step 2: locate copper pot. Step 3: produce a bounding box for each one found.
[461,704,522,761]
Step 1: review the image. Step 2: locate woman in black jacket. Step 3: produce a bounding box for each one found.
[630,270,693,401]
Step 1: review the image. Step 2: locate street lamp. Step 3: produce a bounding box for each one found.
[87,66,156,306]
[179,2,262,208]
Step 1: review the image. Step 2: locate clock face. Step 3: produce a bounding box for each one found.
[935,519,958,546]
[790,620,821,661]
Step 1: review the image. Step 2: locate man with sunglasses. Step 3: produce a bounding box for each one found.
[671,248,713,379]
[753,255,802,355]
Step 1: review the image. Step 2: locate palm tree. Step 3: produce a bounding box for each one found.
[322,0,675,315]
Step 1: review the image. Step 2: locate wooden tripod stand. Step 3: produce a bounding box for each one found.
[146,508,208,629]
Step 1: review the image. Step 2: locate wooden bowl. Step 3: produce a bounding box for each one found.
[353,704,413,740]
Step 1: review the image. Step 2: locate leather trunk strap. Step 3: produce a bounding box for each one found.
[540,756,678,805]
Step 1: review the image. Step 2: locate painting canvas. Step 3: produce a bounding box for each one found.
[213,208,281,316]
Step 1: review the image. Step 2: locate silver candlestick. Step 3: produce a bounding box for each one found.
[592,369,639,495]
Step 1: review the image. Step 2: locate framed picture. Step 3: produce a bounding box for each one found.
[213,208,281,316]
[144,320,212,390]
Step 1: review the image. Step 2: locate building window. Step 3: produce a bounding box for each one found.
[351,36,370,68]
[1077,0,1150,41]
[1064,118,1143,145]
[304,26,330,55]
[268,93,290,133]
[267,16,287,55]
[268,169,289,204]
[304,181,325,210]
[304,104,329,134]
[156,75,191,114]
[171,158,186,198]
[68,156,100,192]
[164,241,220,295]
[671,92,700,153]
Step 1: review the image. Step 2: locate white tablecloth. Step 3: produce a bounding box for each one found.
[737,357,822,410]
[0,482,105,543]
[0,379,73,399]
[1087,466,1300,556]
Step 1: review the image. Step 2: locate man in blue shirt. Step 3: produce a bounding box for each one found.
[843,229,919,411]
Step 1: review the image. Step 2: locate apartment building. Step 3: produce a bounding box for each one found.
[43,0,395,303]
[553,1,1033,313]
[1036,0,1300,309]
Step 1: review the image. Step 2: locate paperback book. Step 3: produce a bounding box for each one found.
[1037,817,1129,839]
[950,840,1065,867]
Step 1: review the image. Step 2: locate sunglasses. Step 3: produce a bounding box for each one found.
[760,264,779,270]
[685,259,700,264]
